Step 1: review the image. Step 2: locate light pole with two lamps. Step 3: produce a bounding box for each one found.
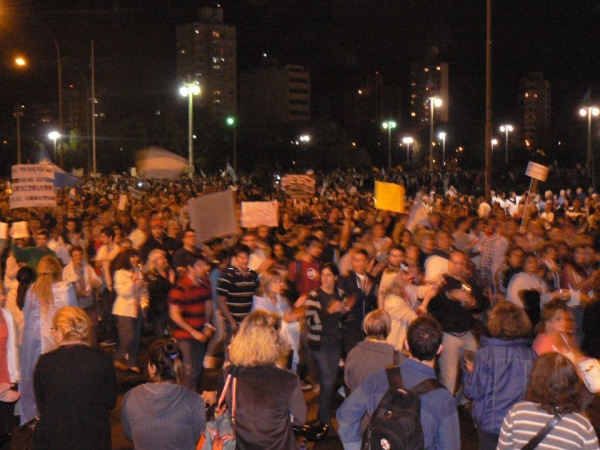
[382,120,397,171]
[402,136,413,165]
[226,116,237,173]
[499,124,513,165]
[180,80,201,177]
[580,106,600,171]
[429,97,442,171]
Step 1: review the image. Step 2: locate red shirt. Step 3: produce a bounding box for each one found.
[288,258,321,296]
[167,274,211,340]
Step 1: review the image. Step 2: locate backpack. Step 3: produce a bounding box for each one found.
[361,365,444,450]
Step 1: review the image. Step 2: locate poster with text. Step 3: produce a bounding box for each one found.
[374,181,405,213]
[188,190,237,242]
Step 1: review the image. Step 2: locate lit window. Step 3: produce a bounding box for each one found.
[195,29,199,34]
[212,31,221,38]
[436,66,441,71]
[424,68,429,72]
[180,50,186,54]
[411,112,416,117]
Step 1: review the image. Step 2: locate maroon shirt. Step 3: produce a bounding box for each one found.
[167,274,211,340]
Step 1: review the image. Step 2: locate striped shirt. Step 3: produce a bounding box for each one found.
[216,266,259,324]
[167,275,211,340]
[497,401,599,450]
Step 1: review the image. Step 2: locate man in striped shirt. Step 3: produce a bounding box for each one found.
[168,253,214,391]
[217,244,259,334]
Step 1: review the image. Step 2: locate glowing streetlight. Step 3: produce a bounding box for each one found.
[499,124,513,165]
[180,80,201,177]
[382,120,397,170]
[429,97,442,171]
[15,57,27,67]
[580,106,600,170]
[48,131,60,161]
[438,132,447,166]
[402,136,414,165]
[491,138,498,152]
[226,116,237,173]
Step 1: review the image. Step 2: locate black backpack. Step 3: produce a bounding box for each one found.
[361,365,444,450]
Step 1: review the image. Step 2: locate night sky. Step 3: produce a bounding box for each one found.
[1,0,599,164]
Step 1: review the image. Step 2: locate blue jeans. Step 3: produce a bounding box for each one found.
[311,344,340,424]
[178,339,207,392]
[114,314,142,368]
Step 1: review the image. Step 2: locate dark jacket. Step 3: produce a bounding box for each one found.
[33,344,117,450]
[462,336,537,433]
[228,365,307,450]
[344,338,397,392]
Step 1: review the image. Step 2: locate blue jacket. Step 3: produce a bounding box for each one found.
[463,336,537,434]
[337,358,460,450]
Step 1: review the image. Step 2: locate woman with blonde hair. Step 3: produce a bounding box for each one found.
[33,306,116,450]
[252,269,300,370]
[228,310,306,449]
[20,255,76,425]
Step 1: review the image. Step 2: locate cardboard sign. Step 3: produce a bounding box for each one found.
[241,201,278,228]
[525,162,549,182]
[0,223,8,240]
[10,192,57,209]
[11,164,55,181]
[118,194,128,211]
[281,175,316,198]
[10,221,29,239]
[10,164,57,209]
[188,190,237,242]
[374,181,405,213]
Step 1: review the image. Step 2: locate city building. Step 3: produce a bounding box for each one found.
[345,72,401,126]
[239,65,310,124]
[176,7,237,115]
[409,47,449,128]
[520,71,551,150]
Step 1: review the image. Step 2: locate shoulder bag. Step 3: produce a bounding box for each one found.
[197,374,237,450]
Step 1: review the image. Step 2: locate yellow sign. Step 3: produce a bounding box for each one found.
[374,181,405,213]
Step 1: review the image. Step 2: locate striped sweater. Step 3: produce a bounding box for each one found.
[497,401,599,450]
[305,287,345,350]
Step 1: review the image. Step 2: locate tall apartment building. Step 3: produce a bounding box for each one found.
[520,72,551,150]
[409,47,449,128]
[239,65,310,124]
[176,7,237,115]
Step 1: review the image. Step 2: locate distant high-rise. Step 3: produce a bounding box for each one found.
[176,7,237,115]
[239,65,310,124]
[520,72,551,150]
[409,47,449,128]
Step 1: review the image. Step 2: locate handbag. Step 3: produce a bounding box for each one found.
[521,413,561,450]
[197,374,237,450]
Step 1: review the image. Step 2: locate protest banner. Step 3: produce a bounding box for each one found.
[188,190,237,242]
[118,194,128,211]
[10,164,57,209]
[521,161,550,229]
[281,174,316,198]
[374,181,405,213]
[241,201,278,228]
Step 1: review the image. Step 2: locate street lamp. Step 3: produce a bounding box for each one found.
[180,80,201,177]
[402,136,414,165]
[429,97,442,171]
[579,106,600,170]
[499,124,513,165]
[48,131,60,161]
[438,132,447,166]
[491,138,498,153]
[382,120,397,171]
[226,116,237,173]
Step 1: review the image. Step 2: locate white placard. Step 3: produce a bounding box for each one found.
[525,162,549,182]
[10,192,57,209]
[241,201,278,228]
[10,221,29,239]
[11,164,55,181]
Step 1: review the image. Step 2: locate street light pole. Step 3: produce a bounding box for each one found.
[13,105,24,164]
[580,106,600,170]
[402,137,413,165]
[439,132,447,166]
[499,124,513,165]
[227,117,237,173]
[429,97,442,172]
[382,120,397,171]
[49,131,60,161]
[180,80,201,178]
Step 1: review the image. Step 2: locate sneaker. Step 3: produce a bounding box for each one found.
[300,380,313,391]
[100,340,116,348]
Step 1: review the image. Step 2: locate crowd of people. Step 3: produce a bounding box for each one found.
[0,168,599,449]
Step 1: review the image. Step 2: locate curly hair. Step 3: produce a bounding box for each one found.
[230,310,289,367]
[487,301,531,340]
[53,306,92,345]
[525,352,582,415]
[31,256,63,313]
